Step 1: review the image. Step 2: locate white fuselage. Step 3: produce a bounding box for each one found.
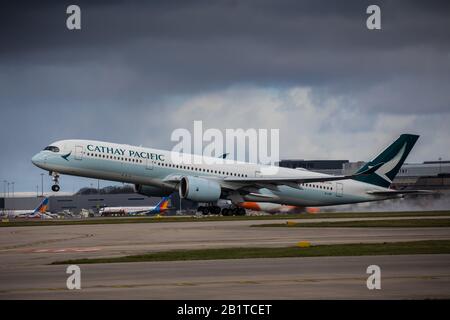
[31,139,397,207]
[99,206,157,215]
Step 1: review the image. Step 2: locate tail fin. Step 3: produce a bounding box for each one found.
[150,195,171,214]
[28,197,49,217]
[353,134,419,188]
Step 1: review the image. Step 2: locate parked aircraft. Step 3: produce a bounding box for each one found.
[99,196,171,216]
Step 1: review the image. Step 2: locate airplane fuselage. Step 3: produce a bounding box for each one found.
[31,139,398,207]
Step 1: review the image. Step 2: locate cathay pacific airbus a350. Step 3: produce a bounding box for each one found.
[32,134,424,215]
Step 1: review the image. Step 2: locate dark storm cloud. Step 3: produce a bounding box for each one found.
[0,0,449,191]
[2,0,449,96]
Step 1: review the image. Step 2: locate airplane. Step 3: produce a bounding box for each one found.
[7,197,56,219]
[31,134,427,215]
[99,195,172,216]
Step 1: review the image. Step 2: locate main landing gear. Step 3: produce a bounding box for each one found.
[50,171,60,192]
[221,207,246,216]
[197,205,221,215]
[197,205,246,216]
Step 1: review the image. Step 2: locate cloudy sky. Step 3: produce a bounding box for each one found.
[1,0,449,192]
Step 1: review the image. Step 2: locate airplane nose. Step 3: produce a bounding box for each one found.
[31,154,38,165]
[31,153,44,166]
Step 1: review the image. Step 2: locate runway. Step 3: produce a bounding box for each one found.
[1,217,450,299]
[1,255,449,299]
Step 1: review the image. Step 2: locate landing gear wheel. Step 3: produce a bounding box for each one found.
[50,171,60,192]
[238,208,246,216]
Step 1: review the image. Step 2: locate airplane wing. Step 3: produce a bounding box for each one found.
[162,163,384,191]
[222,162,384,187]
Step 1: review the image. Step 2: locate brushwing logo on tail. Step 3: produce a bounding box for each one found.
[370,143,406,183]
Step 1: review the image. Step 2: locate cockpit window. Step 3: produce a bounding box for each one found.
[44,146,60,152]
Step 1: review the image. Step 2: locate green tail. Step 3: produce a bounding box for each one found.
[353,134,419,188]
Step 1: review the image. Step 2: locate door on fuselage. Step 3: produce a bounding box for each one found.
[74,145,83,160]
[145,158,153,170]
[143,158,154,177]
[336,182,343,197]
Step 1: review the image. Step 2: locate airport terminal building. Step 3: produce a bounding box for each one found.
[0,190,194,215]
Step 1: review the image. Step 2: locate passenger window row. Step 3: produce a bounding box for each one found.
[85,152,248,177]
[87,152,143,163]
[301,183,333,191]
[155,162,248,177]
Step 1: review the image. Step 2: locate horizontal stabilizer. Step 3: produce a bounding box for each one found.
[366,189,435,196]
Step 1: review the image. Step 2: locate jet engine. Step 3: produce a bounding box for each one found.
[179,176,222,202]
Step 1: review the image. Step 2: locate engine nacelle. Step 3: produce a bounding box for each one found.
[179,176,221,202]
[134,184,173,197]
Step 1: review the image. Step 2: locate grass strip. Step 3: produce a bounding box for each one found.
[51,240,450,265]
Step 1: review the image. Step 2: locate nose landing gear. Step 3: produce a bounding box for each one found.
[50,172,60,192]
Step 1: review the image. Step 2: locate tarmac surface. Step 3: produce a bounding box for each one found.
[1,216,449,299]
